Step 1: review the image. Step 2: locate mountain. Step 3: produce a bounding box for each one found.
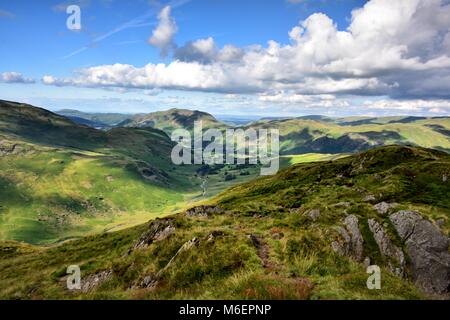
[63,116,109,129]
[0,145,448,299]
[119,108,227,134]
[0,100,198,243]
[56,109,135,127]
[247,116,450,155]
[0,100,259,244]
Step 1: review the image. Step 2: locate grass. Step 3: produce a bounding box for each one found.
[0,145,445,300]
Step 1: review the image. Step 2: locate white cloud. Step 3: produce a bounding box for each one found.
[174,37,244,64]
[363,99,450,111]
[148,6,177,56]
[1,72,35,84]
[43,0,450,104]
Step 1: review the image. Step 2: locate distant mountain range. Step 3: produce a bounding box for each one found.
[55,106,450,155]
[56,109,138,129]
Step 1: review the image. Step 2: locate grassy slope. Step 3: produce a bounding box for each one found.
[248,117,450,154]
[0,101,265,244]
[121,108,227,135]
[1,146,447,300]
[0,101,202,244]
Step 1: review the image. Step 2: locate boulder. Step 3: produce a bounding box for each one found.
[81,270,112,293]
[363,194,376,202]
[390,210,450,295]
[131,218,175,251]
[368,219,405,277]
[307,209,321,221]
[185,205,223,218]
[344,215,364,262]
[331,215,364,262]
[373,202,398,215]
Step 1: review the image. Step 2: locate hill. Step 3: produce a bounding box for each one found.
[119,108,227,134]
[56,109,135,127]
[0,101,259,244]
[247,116,450,155]
[0,145,448,299]
[0,101,197,243]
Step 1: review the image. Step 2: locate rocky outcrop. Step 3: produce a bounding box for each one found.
[159,237,200,275]
[306,209,321,221]
[373,202,398,215]
[368,219,405,277]
[390,210,450,295]
[185,205,223,218]
[134,237,201,290]
[131,218,175,252]
[81,270,112,293]
[331,215,364,262]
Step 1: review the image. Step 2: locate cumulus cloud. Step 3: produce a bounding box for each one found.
[174,37,244,64]
[148,6,177,57]
[363,99,450,111]
[1,72,35,84]
[43,0,450,105]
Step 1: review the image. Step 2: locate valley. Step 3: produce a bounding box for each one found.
[0,100,449,300]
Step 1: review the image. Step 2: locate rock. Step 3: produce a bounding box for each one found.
[206,230,224,242]
[131,218,175,251]
[373,202,398,215]
[289,207,302,214]
[272,232,284,240]
[140,273,159,289]
[368,219,405,277]
[307,209,321,221]
[390,210,450,295]
[335,202,351,208]
[331,215,364,262]
[81,270,112,293]
[363,194,376,202]
[344,215,364,262]
[185,205,223,218]
[436,218,445,228]
[364,257,371,268]
[443,174,448,182]
[157,237,200,276]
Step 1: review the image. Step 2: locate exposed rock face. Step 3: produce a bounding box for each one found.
[331,215,364,262]
[185,205,223,218]
[390,210,450,295]
[307,209,321,221]
[206,230,224,242]
[135,237,201,289]
[368,219,405,277]
[158,237,200,276]
[373,202,398,215]
[344,215,364,262]
[334,202,351,208]
[140,273,159,289]
[81,270,112,293]
[363,194,376,202]
[131,218,175,251]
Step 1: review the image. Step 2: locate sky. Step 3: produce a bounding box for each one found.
[0,0,450,117]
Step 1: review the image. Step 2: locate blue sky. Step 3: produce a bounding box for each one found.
[0,0,449,117]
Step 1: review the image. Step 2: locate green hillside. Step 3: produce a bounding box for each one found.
[56,109,135,127]
[248,116,450,155]
[0,145,448,300]
[119,108,228,134]
[0,101,260,244]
